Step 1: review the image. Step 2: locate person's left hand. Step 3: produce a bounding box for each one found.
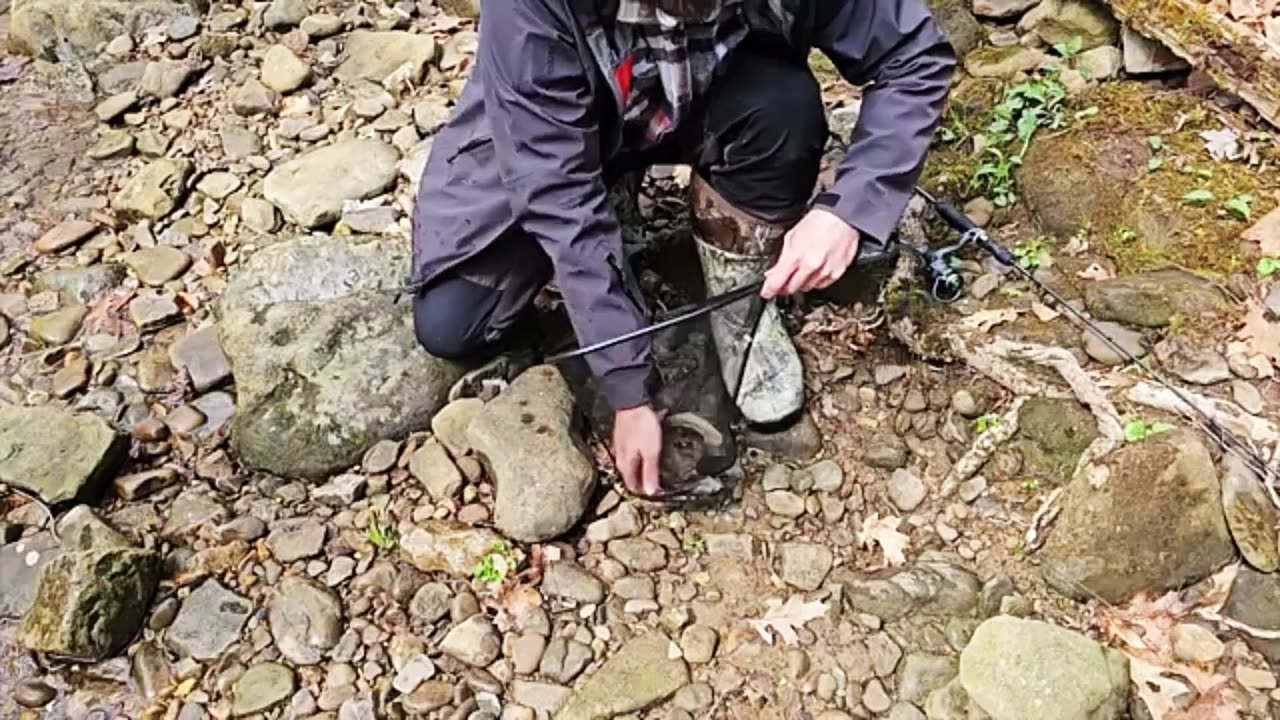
[761,208,860,299]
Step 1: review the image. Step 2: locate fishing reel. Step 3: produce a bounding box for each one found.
[910,242,966,304]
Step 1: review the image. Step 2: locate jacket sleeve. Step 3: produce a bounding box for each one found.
[479,0,653,410]
[810,0,957,245]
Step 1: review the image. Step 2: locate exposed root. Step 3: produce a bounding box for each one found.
[947,333,1056,397]
[941,396,1025,497]
[1025,487,1065,552]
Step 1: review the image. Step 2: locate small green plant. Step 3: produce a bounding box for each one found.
[973,414,1003,434]
[682,533,706,555]
[366,514,399,551]
[473,541,513,584]
[1021,478,1041,492]
[937,112,969,144]
[971,69,1069,207]
[1113,226,1138,245]
[1053,34,1084,58]
[1147,135,1164,151]
[1258,257,1280,278]
[1225,194,1253,221]
[1182,189,1215,205]
[1123,419,1176,443]
[1147,157,1164,172]
[1013,238,1050,270]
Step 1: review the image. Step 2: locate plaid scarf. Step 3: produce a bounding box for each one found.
[614,0,749,147]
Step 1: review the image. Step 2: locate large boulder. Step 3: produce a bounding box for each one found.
[1083,269,1229,329]
[218,235,464,478]
[0,405,128,504]
[468,366,596,543]
[8,0,204,62]
[18,547,161,660]
[263,139,399,228]
[937,616,1129,720]
[1041,431,1234,603]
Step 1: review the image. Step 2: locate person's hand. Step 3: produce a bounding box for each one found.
[613,405,662,497]
[762,208,860,299]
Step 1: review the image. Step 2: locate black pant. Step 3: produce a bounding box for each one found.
[414,44,827,361]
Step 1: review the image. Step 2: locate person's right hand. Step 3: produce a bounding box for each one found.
[613,405,662,497]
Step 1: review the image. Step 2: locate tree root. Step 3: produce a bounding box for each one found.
[941,397,1025,497]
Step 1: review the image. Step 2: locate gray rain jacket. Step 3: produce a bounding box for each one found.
[411,0,956,409]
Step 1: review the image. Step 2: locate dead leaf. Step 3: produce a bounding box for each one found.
[857,513,910,566]
[1238,300,1280,366]
[82,288,136,336]
[1172,683,1247,720]
[962,308,1019,333]
[1242,206,1280,256]
[747,595,829,645]
[1077,263,1114,281]
[1031,301,1061,322]
[493,583,543,633]
[1230,0,1266,17]
[1201,128,1244,162]
[1131,655,1193,719]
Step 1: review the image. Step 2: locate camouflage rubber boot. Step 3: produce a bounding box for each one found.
[691,175,804,425]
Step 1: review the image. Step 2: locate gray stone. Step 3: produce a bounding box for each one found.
[400,521,503,576]
[269,576,343,665]
[898,653,957,704]
[679,625,718,664]
[266,518,326,562]
[36,219,98,254]
[162,491,228,538]
[129,292,182,331]
[0,405,126,504]
[231,78,278,116]
[925,0,983,55]
[608,538,667,573]
[300,13,342,37]
[1075,45,1122,81]
[30,305,87,345]
[555,633,689,720]
[14,679,56,708]
[195,171,241,200]
[124,246,191,286]
[264,0,309,29]
[111,158,192,220]
[169,325,232,392]
[336,30,438,84]
[766,490,805,517]
[239,198,278,232]
[166,579,253,660]
[409,438,463,501]
[264,140,398,228]
[1170,623,1224,664]
[216,516,267,543]
[1232,380,1264,415]
[887,468,928,511]
[221,127,261,159]
[19,547,161,660]
[1081,321,1147,366]
[778,542,834,591]
[468,365,596,543]
[56,505,130,550]
[1223,566,1280,663]
[167,14,199,39]
[972,0,1039,18]
[863,433,909,469]
[232,662,296,717]
[140,59,197,99]
[1122,25,1189,75]
[674,683,714,712]
[36,264,127,304]
[511,632,548,674]
[1041,432,1233,603]
[964,46,1051,79]
[832,561,980,622]
[1154,337,1231,385]
[542,561,604,604]
[95,90,138,122]
[742,412,823,460]
[441,615,500,666]
[1018,0,1118,49]
[955,617,1129,720]
[9,0,200,61]
[313,474,366,507]
[408,582,453,624]
[430,397,483,457]
[1221,454,1280,572]
[510,681,571,716]
[220,235,464,478]
[0,533,61,619]
[1084,269,1229,328]
[261,45,311,93]
[540,637,593,683]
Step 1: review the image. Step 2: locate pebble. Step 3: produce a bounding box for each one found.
[887,468,927,511]
[1170,623,1225,664]
[778,542,834,591]
[36,219,98,254]
[392,654,436,694]
[1232,380,1264,415]
[766,490,806,518]
[31,306,87,345]
[958,476,988,503]
[1237,665,1277,690]
[542,561,605,604]
[607,538,667,572]
[216,516,267,543]
[441,616,501,666]
[862,679,892,713]
[14,679,56,708]
[673,683,714,712]
[1082,321,1147,365]
[762,464,793,491]
[680,625,718,664]
[266,518,326,562]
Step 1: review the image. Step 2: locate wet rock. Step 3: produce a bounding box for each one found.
[1041,431,1233,603]
[887,468,928,512]
[30,305,87,345]
[264,0,309,29]
[261,44,311,93]
[1121,26,1189,75]
[269,576,343,665]
[555,633,689,720]
[169,325,232,392]
[1084,269,1229,328]
[19,547,161,660]
[140,59,198,99]
[336,30,438,84]
[542,561,604,604]
[166,579,253,660]
[949,616,1129,720]
[469,365,596,543]
[1223,567,1280,663]
[10,0,200,61]
[0,405,126,504]
[1018,0,1118,50]
[441,615,500,666]
[220,235,464,478]
[431,397,483,457]
[1154,337,1231,385]
[1221,455,1280,572]
[409,437,463,501]
[111,158,192,220]
[778,542,834,591]
[35,264,126,304]
[232,662,296,716]
[266,518,326,562]
[35,219,97,254]
[1081,320,1147,366]
[125,246,191,286]
[400,521,502,576]
[832,560,980,622]
[264,139,398,228]
[0,534,60,619]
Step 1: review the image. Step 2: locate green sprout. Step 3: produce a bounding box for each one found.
[1053,35,1084,58]
[1123,419,1176,443]
[1147,135,1164,151]
[366,514,399,551]
[1258,257,1280,278]
[971,69,1069,206]
[1225,194,1253,221]
[682,533,707,555]
[973,414,1003,434]
[1182,189,1215,205]
[473,541,512,585]
[1012,238,1050,270]
[1021,478,1041,492]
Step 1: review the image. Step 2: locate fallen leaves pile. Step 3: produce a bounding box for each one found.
[1200,0,1280,47]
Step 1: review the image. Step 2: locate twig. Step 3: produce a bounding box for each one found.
[941,396,1026,497]
[1025,487,1065,551]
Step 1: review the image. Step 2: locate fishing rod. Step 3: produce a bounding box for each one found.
[910,186,1280,488]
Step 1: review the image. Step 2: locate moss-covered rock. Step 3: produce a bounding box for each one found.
[0,405,127,505]
[926,0,984,56]
[1019,0,1119,50]
[18,547,161,660]
[1011,397,1099,486]
[1083,268,1230,328]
